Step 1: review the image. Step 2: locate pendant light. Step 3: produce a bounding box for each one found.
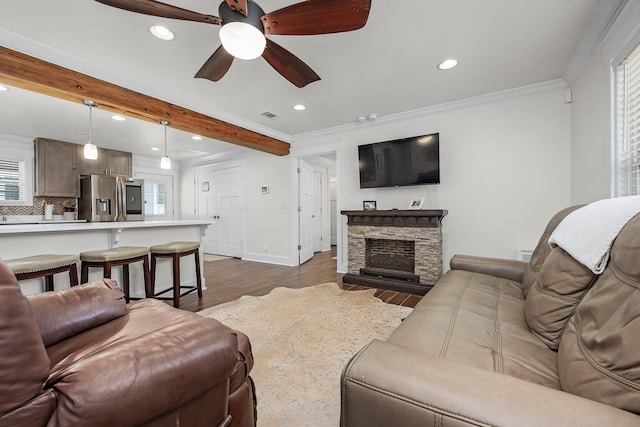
[160,120,171,170]
[83,100,99,160]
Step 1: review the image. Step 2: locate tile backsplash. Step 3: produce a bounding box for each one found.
[0,197,76,216]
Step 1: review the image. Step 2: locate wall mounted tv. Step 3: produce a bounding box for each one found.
[358,133,440,188]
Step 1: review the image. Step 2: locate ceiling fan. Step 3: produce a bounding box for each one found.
[94,0,372,88]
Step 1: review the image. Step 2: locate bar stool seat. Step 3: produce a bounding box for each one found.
[5,254,78,292]
[80,246,150,302]
[149,241,202,309]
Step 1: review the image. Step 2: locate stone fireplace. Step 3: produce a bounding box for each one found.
[341,210,448,295]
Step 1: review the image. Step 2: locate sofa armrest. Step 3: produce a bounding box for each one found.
[27,279,127,347]
[450,254,528,282]
[341,340,640,427]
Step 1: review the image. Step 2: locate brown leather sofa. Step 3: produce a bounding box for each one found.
[0,261,256,427]
[341,206,640,426]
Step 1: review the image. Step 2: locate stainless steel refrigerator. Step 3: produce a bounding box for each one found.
[78,175,145,222]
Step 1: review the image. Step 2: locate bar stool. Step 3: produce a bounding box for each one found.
[80,246,150,303]
[149,242,203,309]
[5,254,78,291]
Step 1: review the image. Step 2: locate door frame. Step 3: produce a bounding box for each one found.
[290,142,344,271]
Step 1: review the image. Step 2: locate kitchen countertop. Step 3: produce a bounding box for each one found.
[0,220,211,235]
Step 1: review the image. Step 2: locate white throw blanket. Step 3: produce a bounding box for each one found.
[548,196,640,274]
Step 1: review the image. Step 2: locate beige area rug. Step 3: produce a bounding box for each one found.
[203,254,232,262]
[198,283,413,426]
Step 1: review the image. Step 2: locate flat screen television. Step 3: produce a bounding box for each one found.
[358,133,440,188]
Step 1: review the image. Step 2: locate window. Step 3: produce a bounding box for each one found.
[614,43,640,196]
[134,171,174,220]
[0,159,24,202]
[0,144,33,206]
[144,182,167,216]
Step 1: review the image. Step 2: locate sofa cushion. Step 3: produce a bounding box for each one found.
[27,278,127,347]
[558,214,640,413]
[521,205,583,297]
[0,261,50,417]
[388,269,560,389]
[524,246,596,350]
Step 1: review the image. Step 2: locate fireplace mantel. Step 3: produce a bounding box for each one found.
[341,210,448,228]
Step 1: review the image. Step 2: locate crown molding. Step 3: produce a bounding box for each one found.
[600,0,640,64]
[293,79,568,144]
[564,0,629,86]
[0,133,34,144]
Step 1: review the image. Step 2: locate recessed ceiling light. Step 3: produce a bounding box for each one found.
[437,59,458,70]
[192,135,202,140]
[150,25,174,41]
[293,104,306,111]
[0,85,8,92]
[112,115,126,121]
[151,147,160,151]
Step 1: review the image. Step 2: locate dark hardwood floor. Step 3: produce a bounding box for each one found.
[179,247,421,313]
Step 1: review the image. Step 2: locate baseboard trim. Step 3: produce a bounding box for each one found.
[242,252,297,267]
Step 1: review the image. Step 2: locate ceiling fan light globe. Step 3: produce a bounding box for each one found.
[84,142,98,160]
[220,22,266,60]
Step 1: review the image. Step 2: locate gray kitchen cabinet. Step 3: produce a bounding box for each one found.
[34,138,79,197]
[105,148,132,176]
[78,146,132,177]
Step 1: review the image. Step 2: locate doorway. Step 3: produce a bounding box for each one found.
[295,152,338,266]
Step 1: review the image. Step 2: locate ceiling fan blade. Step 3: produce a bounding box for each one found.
[94,0,222,24]
[194,46,235,81]
[262,39,320,88]
[261,0,371,35]
[225,0,249,17]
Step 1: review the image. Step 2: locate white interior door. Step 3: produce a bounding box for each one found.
[312,170,322,252]
[195,171,219,254]
[216,167,244,257]
[299,160,314,264]
[329,175,337,246]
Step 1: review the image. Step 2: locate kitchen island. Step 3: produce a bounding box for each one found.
[0,219,211,297]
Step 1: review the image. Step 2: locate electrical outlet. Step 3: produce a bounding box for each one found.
[263,245,268,252]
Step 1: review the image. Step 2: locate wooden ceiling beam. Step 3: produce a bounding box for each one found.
[0,46,290,156]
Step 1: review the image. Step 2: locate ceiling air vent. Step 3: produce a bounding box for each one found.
[261,111,280,120]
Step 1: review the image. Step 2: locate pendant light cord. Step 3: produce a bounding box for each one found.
[88,105,93,144]
[164,121,168,157]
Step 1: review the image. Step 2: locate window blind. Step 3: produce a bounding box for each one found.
[0,159,25,202]
[615,43,640,196]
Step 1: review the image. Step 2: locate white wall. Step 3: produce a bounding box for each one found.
[294,88,572,270]
[569,0,640,203]
[180,151,292,263]
[242,151,292,262]
[569,51,611,204]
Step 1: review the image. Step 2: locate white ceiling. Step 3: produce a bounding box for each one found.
[0,0,614,161]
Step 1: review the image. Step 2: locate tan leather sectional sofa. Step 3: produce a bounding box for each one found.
[341,205,640,426]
